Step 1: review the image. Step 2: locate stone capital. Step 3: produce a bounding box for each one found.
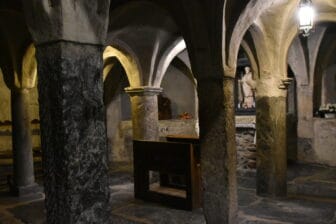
[223,76,235,81]
[125,86,163,96]
[278,78,293,90]
[223,68,236,78]
[11,87,31,94]
[257,76,288,97]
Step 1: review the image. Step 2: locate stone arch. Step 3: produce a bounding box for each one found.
[21,43,37,89]
[155,37,186,87]
[313,23,336,110]
[234,39,259,113]
[170,56,196,86]
[318,12,336,22]
[282,26,300,70]
[0,9,32,89]
[285,0,336,86]
[248,23,270,77]
[103,45,141,87]
[0,31,14,89]
[160,54,198,120]
[287,37,309,85]
[314,0,336,22]
[103,57,122,102]
[224,0,279,70]
[249,18,297,83]
[309,2,336,109]
[240,38,259,79]
[107,0,180,86]
[103,59,133,162]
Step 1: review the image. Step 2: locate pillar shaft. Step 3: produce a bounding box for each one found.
[36,41,110,224]
[198,77,237,224]
[256,94,287,197]
[126,87,162,141]
[11,88,37,194]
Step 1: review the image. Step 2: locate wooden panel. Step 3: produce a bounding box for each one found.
[133,140,201,210]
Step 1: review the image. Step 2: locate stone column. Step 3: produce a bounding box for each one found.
[198,76,237,224]
[125,86,162,141]
[10,88,39,196]
[36,42,110,223]
[256,79,288,197]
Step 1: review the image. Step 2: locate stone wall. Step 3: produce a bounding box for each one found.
[312,118,336,166]
[108,116,259,171]
[235,116,256,171]
[108,119,199,162]
[236,128,256,171]
[0,71,11,122]
[0,122,41,153]
[161,65,197,119]
[297,118,336,167]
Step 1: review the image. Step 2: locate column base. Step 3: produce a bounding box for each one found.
[10,183,42,197]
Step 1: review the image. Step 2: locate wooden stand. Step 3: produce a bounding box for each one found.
[133,139,201,210]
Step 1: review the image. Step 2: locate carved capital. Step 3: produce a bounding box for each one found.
[223,67,236,78]
[278,78,293,90]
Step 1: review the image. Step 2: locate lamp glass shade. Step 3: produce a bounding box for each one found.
[299,3,315,31]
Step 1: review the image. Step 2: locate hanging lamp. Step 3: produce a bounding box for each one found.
[298,0,315,36]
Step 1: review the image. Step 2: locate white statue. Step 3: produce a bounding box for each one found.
[239,66,256,109]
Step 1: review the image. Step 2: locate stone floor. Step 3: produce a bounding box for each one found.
[0,163,336,224]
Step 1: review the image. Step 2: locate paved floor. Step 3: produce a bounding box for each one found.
[1,163,336,224]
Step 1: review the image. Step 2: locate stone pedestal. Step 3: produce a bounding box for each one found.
[198,77,237,224]
[36,42,110,223]
[10,88,39,196]
[125,86,162,141]
[256,95,287,197]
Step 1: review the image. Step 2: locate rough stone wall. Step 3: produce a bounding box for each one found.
[311,118,336,166]
[235,116,256,171]
[108,119,199,162]
[109,117,260,171]
[158,119,199,137]
[236,128,256,171]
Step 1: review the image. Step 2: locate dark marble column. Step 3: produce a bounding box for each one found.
[10,88,39,196]
[36,41,110,224]
[198,76,238,224]
[125,87,162,141]
[256,93,287,197]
